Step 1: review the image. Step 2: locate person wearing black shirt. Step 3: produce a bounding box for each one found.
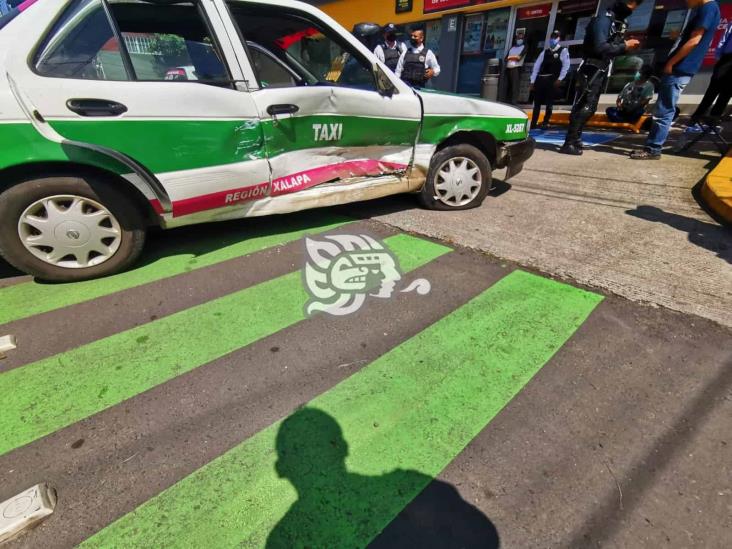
[559,0,642,155]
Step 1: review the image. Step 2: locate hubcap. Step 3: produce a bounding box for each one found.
[18,195,122,269]
[434,157,483,207]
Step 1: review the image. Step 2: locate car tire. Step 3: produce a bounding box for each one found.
[0,174,146,282]
[418,144,492,211]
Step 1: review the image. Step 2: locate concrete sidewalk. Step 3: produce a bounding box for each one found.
[357,129,732,328]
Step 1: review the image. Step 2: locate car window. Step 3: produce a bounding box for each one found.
[227,3,377,92]
[34,0,230,85]
[248,44,297,88]
[34,0,129,80]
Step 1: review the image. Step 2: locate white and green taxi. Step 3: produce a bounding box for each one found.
[0,0,533,281]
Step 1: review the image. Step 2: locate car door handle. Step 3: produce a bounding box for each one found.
[66,99,128,117]
[266,104,299,116]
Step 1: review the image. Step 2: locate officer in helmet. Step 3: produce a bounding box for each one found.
[374,23,406,73]
[559,0,642,155]
[395,28,441,88]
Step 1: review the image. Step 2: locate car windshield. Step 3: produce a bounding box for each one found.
[0,0,40,31]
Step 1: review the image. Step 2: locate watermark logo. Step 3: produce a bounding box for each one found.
[303,234,431,317]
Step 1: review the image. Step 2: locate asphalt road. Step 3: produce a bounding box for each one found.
[0,208,730,548]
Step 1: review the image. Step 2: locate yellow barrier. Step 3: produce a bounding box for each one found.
[701,150,732,224]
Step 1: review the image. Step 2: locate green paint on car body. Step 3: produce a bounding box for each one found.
[0,234,450,457]
[81,270,602,549]
[0,215,351,325]
[420,115,529,144]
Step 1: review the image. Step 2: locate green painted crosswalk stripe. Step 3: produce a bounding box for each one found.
[81,270,603,548]
[0,215,351,325]
[0,234,449,457]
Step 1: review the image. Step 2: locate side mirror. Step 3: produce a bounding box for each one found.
[374,64,397,97]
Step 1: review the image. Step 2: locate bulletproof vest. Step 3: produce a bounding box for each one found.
[538,47,565,78]
[382,43,402,71]
[401,50,428,85]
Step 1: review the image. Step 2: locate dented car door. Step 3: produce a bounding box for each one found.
[222,0,422,206]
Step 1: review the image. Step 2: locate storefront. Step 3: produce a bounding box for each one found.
[311,0,732,105]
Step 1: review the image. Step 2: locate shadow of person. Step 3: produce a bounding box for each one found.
[267,408,499,549]
[626,205,731,265]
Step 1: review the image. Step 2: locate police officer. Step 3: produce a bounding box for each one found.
[530,30,571,129]
[559,1,642,155]
[395,28,441,88]
[374,23,406,73]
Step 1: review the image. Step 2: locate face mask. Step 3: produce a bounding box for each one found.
[612,1,633,20]
[549,38,559,48]
[633,72,641,81]
[410,38,419,47]
[516,39,524,46]
[386,33,396,42]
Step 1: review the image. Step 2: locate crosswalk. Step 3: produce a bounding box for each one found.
[0,213,602,548]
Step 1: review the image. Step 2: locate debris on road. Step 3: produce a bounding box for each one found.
[0,484,57,543]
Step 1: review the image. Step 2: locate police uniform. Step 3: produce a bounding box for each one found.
[395,44,440,88]
[530,40,570,128]
[562,4,631,152]
[374,41,406,72]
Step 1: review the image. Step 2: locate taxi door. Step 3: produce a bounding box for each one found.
[218,0,422,201]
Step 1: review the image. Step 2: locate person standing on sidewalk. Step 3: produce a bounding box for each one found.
[395,29,440,88]
[504,32,527,105]
[374,23,406,73]
[559,1,642,155]
[631,0,721,160]
[530,30,571,129]
[689,18,732,125]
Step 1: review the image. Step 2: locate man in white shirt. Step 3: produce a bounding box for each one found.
[374,23,407,73]
[395,29,441,88]
[529,30,571,129]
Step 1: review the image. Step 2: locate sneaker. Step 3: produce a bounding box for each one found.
[684,123,703,134]
[558,145,583,156]
[630,149,661,160]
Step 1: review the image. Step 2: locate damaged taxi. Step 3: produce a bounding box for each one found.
[0,0,534,281]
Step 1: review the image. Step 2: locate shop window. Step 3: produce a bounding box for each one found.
[555,0,599,58]
[515,4,553,63]
[227,3,377,92]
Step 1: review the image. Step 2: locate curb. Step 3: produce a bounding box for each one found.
[701,149,732,225]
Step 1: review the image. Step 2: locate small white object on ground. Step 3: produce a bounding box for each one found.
[0,484,57,543]
[0,335,17,354]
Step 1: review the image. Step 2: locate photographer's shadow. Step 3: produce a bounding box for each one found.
[267,407,499,549]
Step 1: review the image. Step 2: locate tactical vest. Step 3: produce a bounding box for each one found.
[401,50,429,86]
[382,43,402,71]
[538,47,566,79]
[582,11,625,64]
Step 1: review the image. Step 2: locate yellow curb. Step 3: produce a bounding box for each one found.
[701,150,732,224]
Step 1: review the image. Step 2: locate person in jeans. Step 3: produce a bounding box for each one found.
[690,20,732,124]
[631,0,721,160]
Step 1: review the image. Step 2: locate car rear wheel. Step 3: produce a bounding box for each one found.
[418,144,492,210]
[0,175,146,282]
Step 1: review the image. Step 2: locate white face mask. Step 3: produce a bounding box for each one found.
[516,39,524,46]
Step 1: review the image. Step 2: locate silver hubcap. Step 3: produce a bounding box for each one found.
[18,195,122,269]
[434,157,483,207]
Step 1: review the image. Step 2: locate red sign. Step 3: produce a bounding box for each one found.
[424,0,491,14]
[424,0,471,12]
[517,4,552,20]
[703,4,732,67]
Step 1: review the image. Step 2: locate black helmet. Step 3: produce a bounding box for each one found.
[352,22,382,40]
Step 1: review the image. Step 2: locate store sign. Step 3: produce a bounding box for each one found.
[424,0,488,14]
[558,0,597,14]
[395,0,413,14]
[517,4,552,20]
[703,4,731,67]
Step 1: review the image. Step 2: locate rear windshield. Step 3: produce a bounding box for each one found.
[0,0,40,31]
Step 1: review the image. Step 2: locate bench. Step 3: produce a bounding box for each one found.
[527,111,651,134]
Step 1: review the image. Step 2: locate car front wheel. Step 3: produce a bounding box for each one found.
[419,144,492,210]
[0,175,146,282]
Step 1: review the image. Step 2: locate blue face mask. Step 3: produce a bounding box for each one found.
[549,38,559,48]
[633,71,641,81]
[516,39,524,46]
